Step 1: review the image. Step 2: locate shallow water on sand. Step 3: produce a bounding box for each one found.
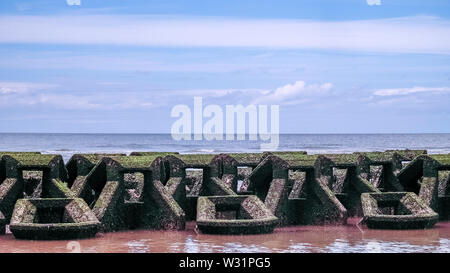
[1,219,449,253]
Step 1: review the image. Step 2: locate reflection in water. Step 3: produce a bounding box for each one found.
[127,239,150,253]
[1,219,449,253]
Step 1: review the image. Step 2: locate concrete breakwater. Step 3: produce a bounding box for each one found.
[0,150,448,240]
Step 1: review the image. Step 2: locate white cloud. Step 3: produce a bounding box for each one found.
[0,15,450,54]
[252,81,333,104]
[0,92,158,110]
[367,0,381,6]
[0,81,57,94]
[0,82,249,110]
[171,88,263,98]
[38,94,103,110]
[96,82,126,86]
[374,86,450,96]
[66,0,81,6]
[0,81,157,110]
[0,80,308,110]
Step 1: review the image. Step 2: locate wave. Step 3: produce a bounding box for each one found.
[185,149,216,153]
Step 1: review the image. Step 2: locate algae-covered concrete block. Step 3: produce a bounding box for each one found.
[247,155,293,225]
[196,195,278,234]
[1,151,448,240]
[0,154,69,224]
[9,198,100,240]
[398,155,449,214]
[361,192,438,229]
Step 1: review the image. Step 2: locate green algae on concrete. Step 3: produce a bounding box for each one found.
[269,151,307,156]
[175,154,216,167]
[109,155,161,169]
[6,154,61,167]
[428,154,450,166]
[129,151,179,156]
[273,153,318,169]
[66,154,126,180]
[386,149,427,160]
[0,152,41,157]
[227,153,264,166]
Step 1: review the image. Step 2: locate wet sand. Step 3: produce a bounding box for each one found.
[1,218,449,253]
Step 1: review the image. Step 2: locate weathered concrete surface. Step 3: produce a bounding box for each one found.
[0,210,5,235]
[361,192,438,229]
[9,198,100,240]
[196,195,278,234]
[0,150,449,240]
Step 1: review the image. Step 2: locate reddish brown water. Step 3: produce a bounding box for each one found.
[1,219,449,253]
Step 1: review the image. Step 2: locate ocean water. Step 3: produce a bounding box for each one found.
[1,219,450,253]
[0,133,449,162]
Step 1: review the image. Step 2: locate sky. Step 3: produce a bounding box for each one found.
[0,0,450,134]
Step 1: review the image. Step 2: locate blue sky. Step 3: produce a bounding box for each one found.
[0,0,450,133]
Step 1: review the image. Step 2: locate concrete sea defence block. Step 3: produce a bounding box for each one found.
[361,192,438,229]
[1,150,450,240]
[196,195,278,234]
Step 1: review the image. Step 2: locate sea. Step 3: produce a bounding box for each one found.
[0,133,450,253]
[0,133,450,163]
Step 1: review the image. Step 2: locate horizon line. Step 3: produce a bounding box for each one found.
[0,132,449,135]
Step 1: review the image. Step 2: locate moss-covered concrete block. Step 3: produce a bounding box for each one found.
[209,154,238,192]
[361,192,438,229]
[226,153,265,167]
[309,176,348,225]
[72,156,187,231]
[66,154,117,188]
[247,155,295,226]
[1,151,448,239]
[175,154,216,168]
[10,198,100,240]
[207,154,239,196]
[397,155,446,213]
[141,179,185,230]
[196,195,278,234]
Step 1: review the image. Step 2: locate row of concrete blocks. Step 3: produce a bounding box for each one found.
[0,150,449,239]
